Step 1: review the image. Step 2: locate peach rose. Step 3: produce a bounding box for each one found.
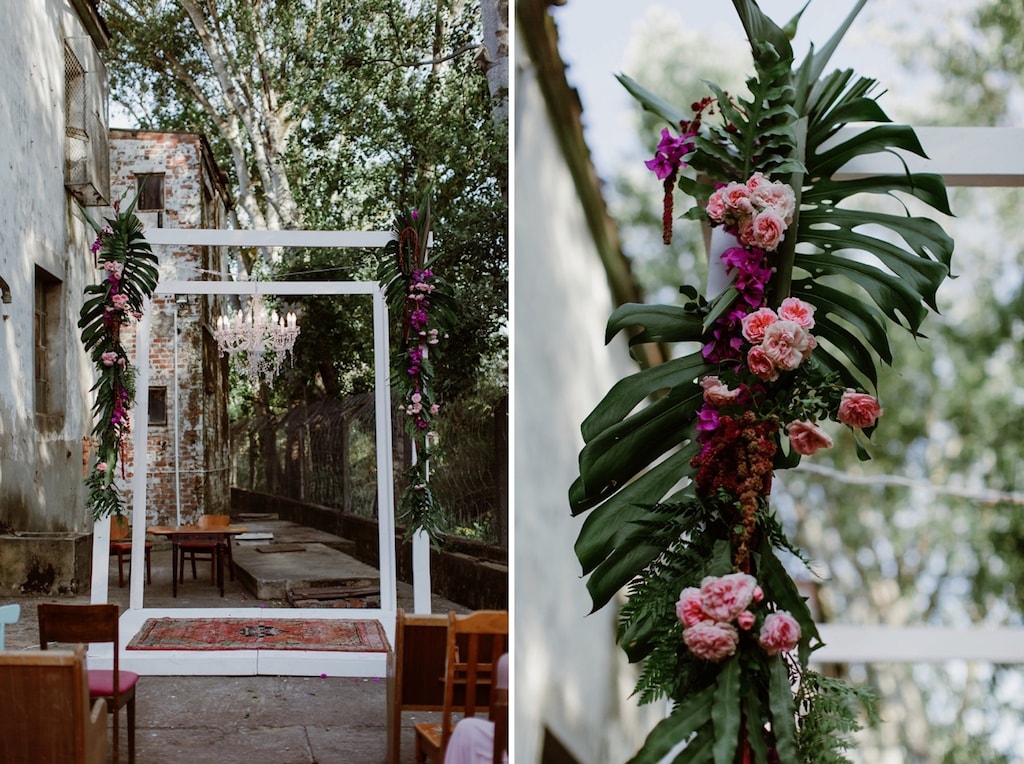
[787,420,833,456]
[683,621,739,662]
[700,376,740,407]
[777,297,815,330]
[741,307,778,344]
[759,611,801,655]
[747,346,779,382]
[699,572,759,622]
[675,587,707,628]
[762,320,814,371]
[838,389,884,429]
[750,208,786,251]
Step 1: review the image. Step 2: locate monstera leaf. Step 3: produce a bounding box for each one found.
[573,0,953,614]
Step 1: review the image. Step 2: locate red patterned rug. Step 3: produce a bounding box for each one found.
[127,617,389,652]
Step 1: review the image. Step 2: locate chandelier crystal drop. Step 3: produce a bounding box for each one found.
[213,294,300,386]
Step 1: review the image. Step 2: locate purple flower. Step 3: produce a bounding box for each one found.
[644,128,694,180]
[696,406,720,435]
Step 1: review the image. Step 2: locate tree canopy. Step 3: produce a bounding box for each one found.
[103,0,508,401]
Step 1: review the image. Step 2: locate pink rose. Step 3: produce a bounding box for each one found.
[96,462,108,472]
[751,182,796,224]
[112,294,130,310]
[838,389,884,429]
[745,171,770,193]
[722,182,754,216]
[750,208,786,251]
[101,351,118,367]
[738,217,756,248]
[762,320,814,371]
[699,572,759,622]
[741,307,778,344]
[759,611,801,656]
[747,346,779,382]
[736,610,755,631]
[700,376,740,407]
[787,420,834,456]
[752,586,764,604]
[706,190,728,223]
[675,587,706,628]
[683,621,739,662]
[777,297,815,330]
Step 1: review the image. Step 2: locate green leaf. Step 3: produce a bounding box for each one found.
[606,303,705,346]
[626,687,715,764]
[711,655,741,764]
[616,73,688,129]
[573,446,699,568]
[767,656,798,762]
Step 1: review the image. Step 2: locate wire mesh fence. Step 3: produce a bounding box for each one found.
[229,389,507,545]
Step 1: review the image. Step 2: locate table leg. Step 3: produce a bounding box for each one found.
[172,540,178,598]
[217,543,224,597]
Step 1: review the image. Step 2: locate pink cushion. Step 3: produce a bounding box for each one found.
[88,668,139,697]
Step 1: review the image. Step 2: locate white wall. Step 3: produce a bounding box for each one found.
[513,46,668,764]
[0,0,103,532]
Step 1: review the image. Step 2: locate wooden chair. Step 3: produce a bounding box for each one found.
[387,609,451,764]
[0,603,20,649]
[414,610,509,763]
[0,645,107,763]
[109,515,152,587]
[490,653,509,764]
[38,603,138,764]
[178,513,234,584]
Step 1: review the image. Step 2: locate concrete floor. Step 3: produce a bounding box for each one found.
[2,524,470,764]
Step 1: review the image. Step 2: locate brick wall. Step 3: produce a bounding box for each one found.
[108,130,232,526]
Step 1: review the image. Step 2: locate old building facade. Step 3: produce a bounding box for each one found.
[109,130,232,527]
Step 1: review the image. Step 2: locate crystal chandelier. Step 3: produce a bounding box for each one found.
[213,295,300,386]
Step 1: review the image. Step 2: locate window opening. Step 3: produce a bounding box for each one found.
[34,266,64,425]
[148,386,168,426]
[137,174,165,211]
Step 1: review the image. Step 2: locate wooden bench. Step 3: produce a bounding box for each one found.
[0,645,107,763]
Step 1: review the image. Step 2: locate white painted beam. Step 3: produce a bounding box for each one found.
[832,126,1024,187]
[814,625,1024,664]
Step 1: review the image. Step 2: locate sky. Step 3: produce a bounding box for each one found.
[548,0,958,183]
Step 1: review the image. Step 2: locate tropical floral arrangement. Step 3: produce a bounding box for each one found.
[378,192,455,542]
[570,1,954,761]
[79,194,159,520]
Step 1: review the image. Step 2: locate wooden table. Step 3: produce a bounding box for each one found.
[148,525,248,597]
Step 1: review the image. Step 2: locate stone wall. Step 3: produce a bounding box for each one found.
[232,488,508,611]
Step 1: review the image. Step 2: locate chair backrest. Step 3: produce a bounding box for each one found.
[198,513,230,529]
[0,645,107,763]
[387,608,450,764]
[110,515,130,542]
[440,610,509,755]
[37,603,121,689]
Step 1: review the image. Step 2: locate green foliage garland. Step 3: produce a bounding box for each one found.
[378,192,457,541]
[572,1,955,761]
[78,195,159,520]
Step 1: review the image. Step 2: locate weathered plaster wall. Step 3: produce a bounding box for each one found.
[0,0,105,533]
[514,27,670,764]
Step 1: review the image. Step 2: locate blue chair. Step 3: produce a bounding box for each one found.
[0,603,21,649]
